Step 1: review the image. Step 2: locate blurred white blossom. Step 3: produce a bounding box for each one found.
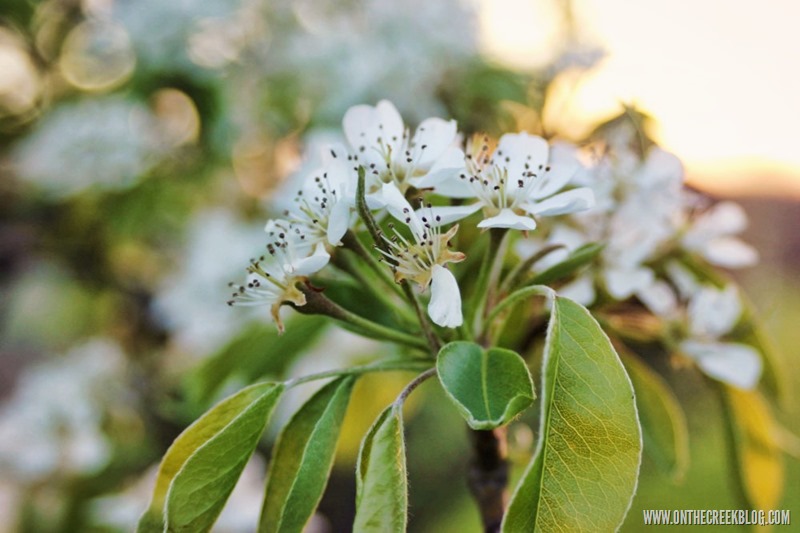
[255,0,478,121]
[680,285,762,389]
[91,454,267,532]
[13,97,164,198]
[0,339,133,482]
[153,209,265,357]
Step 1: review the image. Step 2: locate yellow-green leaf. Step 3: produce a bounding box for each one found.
[503,296,642,532]
[137,382,283,533]
[437,341,535,430]
[721,386,785,510]
[259,377,355,533]
[620,350,689,482]
[353,405,407,533]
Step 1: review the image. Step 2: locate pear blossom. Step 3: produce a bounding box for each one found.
[682,201,758,268]
[679,285,762,389]
[425,132,595,230]
[378,184,465,327]
[282,156,356,246]
[228,224,330,332]
[338,100,463,203]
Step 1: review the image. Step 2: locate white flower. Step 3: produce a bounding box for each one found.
[339,100,463,202]
[378,184,465,327]
[679,285,761,389]
[228,224,330,332]
[283,156,355,246]
[682,201,758,268]
[425,132,595,230]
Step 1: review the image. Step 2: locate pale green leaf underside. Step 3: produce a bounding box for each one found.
[620,350,689,481]
[137,382,283,533]
[354,406,407,533]
[503,296,642,533]
[259,377,355,533]
[437,341,535,430]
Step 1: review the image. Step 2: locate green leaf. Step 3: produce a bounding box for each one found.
[259,377,355,532]
[437,341,535,430]
[529,243,603,286]
[620,350,689,481]
[720,386,785,510]
[354,405,407,533]
[503,296,642,532]
[186,316,326,405]
[137,382,284,533]
[734,298,786,404]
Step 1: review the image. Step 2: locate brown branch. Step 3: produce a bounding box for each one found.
[467,427,509,533]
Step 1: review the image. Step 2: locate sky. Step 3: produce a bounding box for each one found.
[478,0,800,197]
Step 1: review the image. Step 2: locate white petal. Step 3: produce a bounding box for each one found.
[528,160,579,200]
[523,187,595,217]
[683,201,749,249]
[428,265,462,327]
[636,280,678,318]
[424,203,483,226]
[559,276,596,306]
[477,208,537,230]
[381,183,424,237]
[342,100,404,167]
[681,341,762,389]
[703,237,759,268]
[292,243,330,276]
[327,199,351,245]
[412,146,467,191]
[321,142,350,165]
[495,132,548,183]
[687,285,741,338]
[636,147,684,189]
[410,117,457,168]
[665,260,700,299]
[604,266,654,300]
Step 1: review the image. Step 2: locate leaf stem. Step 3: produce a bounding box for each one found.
[353,166,442,353]
[331,248,415,326]
[393,367,438,410]
[341,230,405,299]
[294,285,429,351]
[484,285,555,331]
[286,359,433,388]
[498,244,565,294]
[470,228,509,334]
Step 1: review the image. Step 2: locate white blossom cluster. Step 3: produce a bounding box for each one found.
[518,138,761,389]
[0,339,135,482]
[12,97,165,199]
[257,0,478,121]
[229,99,763,391]
[228,100,595,329]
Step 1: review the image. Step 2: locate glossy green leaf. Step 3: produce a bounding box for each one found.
[137,382,283,533]
[529,243,603,286]
[437,341,535,430]
[353,405,407,533]
[259,377,355,532]
[620,350,689,481]
[503,296,642,532]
